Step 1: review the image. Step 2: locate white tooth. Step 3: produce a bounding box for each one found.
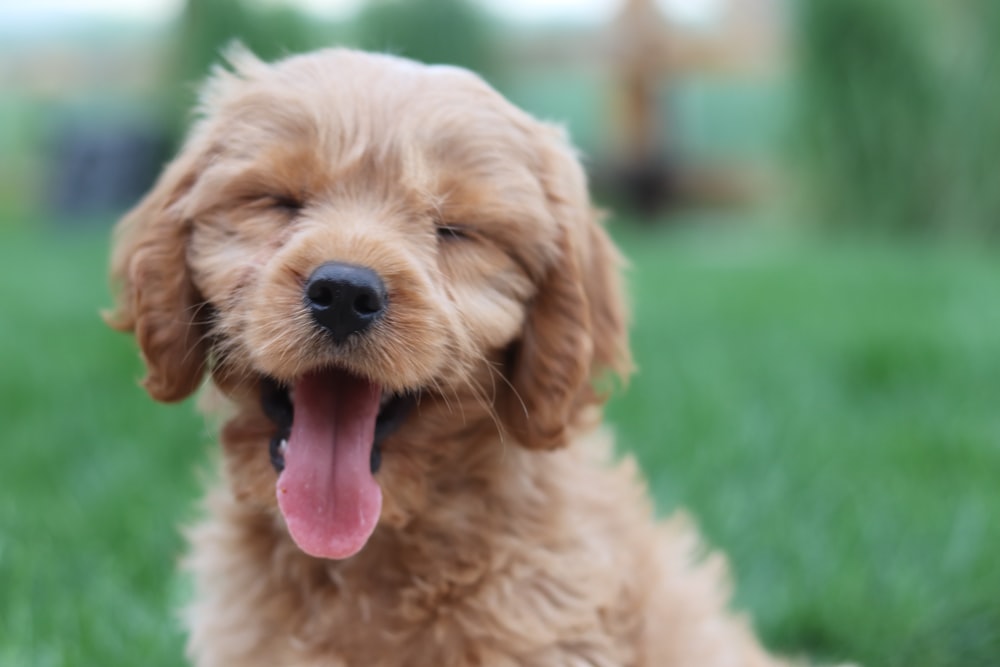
[279,439,288,453]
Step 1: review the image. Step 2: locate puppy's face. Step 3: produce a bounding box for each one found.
[108,49,630,559]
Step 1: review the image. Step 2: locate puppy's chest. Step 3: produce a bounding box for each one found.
[196,529,622,666]
[239,575,506,666]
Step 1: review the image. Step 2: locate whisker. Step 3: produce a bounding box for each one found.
[460,355,507,450]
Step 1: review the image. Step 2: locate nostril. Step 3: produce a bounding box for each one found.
[354,290,382,315]
[307,282,336,308]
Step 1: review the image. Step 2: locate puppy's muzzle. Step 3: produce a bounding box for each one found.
[304,262,388,344]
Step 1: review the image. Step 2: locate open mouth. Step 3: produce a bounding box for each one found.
[262,378,413,475]
[260,370,414,560]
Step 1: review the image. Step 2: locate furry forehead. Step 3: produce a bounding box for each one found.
[192,47,571,232]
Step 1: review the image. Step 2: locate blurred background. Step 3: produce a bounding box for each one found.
[1,1,999,665]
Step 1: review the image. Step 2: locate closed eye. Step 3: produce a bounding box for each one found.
[268,195,304,214]
[240,193,304,215]
[436,224,470,241]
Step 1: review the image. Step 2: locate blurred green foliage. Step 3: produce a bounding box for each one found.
[166,0,324,140]
[353,0,498,82]
[793,0,1000,237]
[938,0,1000,236]
[793,0,938,232]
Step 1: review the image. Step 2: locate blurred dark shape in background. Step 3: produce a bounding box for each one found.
[48,121,170,221]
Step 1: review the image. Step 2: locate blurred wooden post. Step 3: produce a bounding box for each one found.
[605,0,783,216]
[614,0,670,166]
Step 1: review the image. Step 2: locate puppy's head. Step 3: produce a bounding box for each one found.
[108,48,631,559]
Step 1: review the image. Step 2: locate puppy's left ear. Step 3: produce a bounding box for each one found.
[105,145,210,403]
[504,127,633,450]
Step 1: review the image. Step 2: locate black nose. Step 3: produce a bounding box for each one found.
[304,262,387,343]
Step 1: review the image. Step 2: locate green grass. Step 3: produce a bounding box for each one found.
[0,225,206,666]
[2,220,999,666]
[608,221,1000,665]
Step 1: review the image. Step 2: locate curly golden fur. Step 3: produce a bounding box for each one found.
[108,47,788,667]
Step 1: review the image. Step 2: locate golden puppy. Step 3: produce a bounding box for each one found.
[108,48,786,667]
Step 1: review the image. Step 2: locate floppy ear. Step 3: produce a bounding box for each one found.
[105,147,210,403]
[504,129,633,450]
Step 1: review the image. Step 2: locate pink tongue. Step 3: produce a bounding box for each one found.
[276,369,382,560]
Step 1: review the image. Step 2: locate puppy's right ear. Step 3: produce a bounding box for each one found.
[105,146,209,403]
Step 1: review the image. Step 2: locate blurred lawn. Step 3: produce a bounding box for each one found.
[1,219,998,666]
